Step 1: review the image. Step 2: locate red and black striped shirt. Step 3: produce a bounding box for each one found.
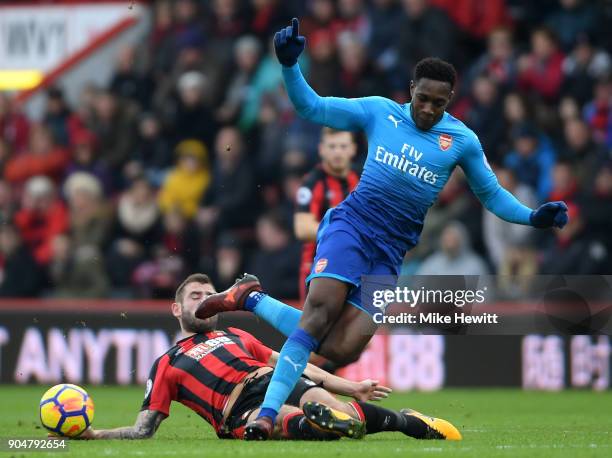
[141,328,273,435]
[295,165,360,265]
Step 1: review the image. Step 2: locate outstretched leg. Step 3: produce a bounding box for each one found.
[195,274,303,337]
[245,291,302,337]
[299,388,462,440]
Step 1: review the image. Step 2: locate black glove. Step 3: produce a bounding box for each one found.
[529,201,569,228]
[273,17,306,67]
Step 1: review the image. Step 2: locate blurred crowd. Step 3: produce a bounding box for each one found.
[0,0,611,300]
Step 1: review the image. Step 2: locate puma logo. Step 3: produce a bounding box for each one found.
[388,114,402,128]
[283,355,303,372]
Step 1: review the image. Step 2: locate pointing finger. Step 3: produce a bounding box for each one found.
[291,17,299,38]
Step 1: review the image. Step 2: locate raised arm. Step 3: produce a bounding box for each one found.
[458,134,568,228]
[80,409,166,440]
[275,18,373,131]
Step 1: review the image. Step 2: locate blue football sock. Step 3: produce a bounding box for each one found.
[245,292,302,337]
[257,328,319,423]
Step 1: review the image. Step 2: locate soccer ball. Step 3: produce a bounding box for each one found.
[39,384,94,437]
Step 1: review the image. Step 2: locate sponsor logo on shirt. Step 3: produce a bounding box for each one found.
[185,336,235,361]
[374,143,439,185]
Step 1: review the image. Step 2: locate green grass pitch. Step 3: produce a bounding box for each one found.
[0,386,610,457]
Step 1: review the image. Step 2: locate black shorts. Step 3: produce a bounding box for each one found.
[219,372,319,439]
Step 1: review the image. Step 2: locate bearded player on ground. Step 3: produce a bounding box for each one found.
[69,274,460,441]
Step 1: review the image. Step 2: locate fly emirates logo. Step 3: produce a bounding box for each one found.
[374,143,438,185]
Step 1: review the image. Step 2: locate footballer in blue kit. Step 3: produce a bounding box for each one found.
[196,18,569,440]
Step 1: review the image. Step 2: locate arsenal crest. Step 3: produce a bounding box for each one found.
[314,258,328,273]
[438,134,453,151]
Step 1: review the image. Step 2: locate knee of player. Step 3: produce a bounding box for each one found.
[301,298,335,329]
[304,289,345,318]
[304,292,331,311]
[330,400,356,417]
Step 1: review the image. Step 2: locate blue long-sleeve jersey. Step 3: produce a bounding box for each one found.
[283,64,533,263]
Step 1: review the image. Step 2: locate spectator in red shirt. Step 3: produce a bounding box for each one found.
[13,176,69,266]
[430,0,511,41]
[4,124,69,186]
[518,27,565,102]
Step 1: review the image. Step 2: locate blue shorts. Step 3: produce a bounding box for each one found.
[305,209,400,316]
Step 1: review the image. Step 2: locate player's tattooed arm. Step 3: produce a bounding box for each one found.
[84,410,166,439]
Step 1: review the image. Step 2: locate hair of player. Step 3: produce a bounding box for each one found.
[413,57,457,90]
[175,273,212,304]
[320,126,356,144]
